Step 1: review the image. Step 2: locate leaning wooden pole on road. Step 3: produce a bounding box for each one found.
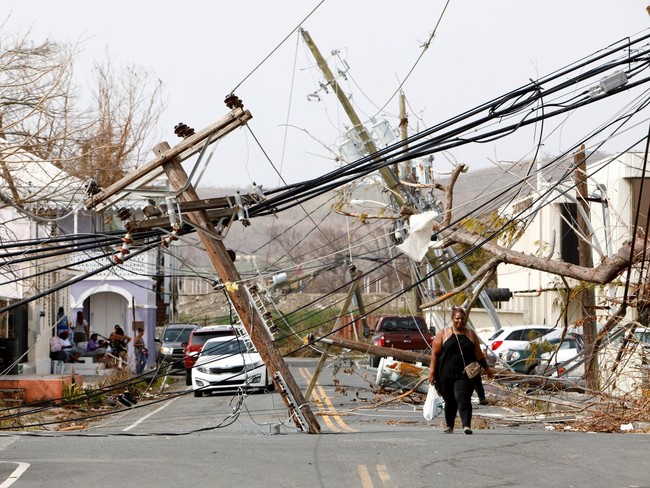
[157,141,321,434]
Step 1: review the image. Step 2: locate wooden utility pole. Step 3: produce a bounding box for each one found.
[83,104,320,433]
[157,141,320,433]
[574,144,598,389]
[399,92,423,313]
[300,29,404,204]
[301,29,491,328]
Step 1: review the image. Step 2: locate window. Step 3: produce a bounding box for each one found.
[560,203,580,265]
[631,178,650,238]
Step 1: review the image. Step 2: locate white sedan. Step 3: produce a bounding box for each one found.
[191,336,272,397]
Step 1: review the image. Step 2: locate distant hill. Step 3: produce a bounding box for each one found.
[188,150,610,267]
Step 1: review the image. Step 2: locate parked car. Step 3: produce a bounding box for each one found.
[157,323,200,371]
[192,336,271,397]
[183,325,237,385]
[533,336,585,376]
[500,332,583,374]
[369,315,433,368]
[486,325,555,367]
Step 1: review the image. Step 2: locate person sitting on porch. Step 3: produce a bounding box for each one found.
[50,331,81,363]
[83,333,107,362]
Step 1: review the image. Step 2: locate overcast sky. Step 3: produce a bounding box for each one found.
[4,1,650,190]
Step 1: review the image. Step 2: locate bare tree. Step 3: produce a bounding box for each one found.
[73,58,164,187]
[0,20,165,197]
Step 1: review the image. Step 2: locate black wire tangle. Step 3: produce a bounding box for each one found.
[3,29,650,429]
[251,32,650,218]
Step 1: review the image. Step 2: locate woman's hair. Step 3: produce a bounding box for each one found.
[76,311,84,324]
[90,333,98,340]
[115,325,125,335]
[451,305,466,316]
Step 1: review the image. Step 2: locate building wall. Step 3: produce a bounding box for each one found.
[495,153,647,328]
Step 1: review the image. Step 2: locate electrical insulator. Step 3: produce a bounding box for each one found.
[224,93,244,109]
[165,197,178,227]
[251,182,265,201]
[174,122,195,138]
[161,228,179,248]
[234,192,250,226]
[117,207,132,221]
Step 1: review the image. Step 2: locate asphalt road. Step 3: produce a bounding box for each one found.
[0,358,648,488]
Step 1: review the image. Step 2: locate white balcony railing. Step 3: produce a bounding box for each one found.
[69,247,157,279]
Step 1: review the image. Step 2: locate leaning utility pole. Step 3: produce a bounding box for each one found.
[300,29,502,330]
[85,103,320,434]
[300,29,403,202]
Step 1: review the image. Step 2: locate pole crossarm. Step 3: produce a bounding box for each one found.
[84,107,253,210]
[125,194,261,234]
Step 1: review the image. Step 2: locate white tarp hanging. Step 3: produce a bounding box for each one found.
[395,211,438,261]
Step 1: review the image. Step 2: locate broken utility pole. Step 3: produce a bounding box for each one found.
[85,101,320,434]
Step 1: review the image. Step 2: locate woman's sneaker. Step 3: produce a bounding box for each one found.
[463,426,473,435]
[443,426,453,433]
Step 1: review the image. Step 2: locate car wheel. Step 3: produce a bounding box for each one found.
[185,368,192,386]
[193,390,202,398]
[369,355,380,368]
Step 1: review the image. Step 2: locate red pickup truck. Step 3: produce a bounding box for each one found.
[369,315,434,367]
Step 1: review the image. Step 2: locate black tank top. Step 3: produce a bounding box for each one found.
[437,329,477,386]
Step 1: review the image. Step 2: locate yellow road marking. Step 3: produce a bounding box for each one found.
[358,465,374,488]
[376,465,394,487]
[357,465,394,488]
[299,367,356,432]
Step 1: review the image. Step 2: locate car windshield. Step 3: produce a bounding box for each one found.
[201,339,246,357]
[558,339,578,350]
[382,318,426,332]
[634,330,650,344]
[192,330,234,346]
[164,327,194,342]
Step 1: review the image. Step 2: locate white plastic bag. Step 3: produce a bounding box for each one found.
[423,384,444,421]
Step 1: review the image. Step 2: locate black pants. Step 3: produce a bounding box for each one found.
[473,374,486,401]
[441,376,474,428]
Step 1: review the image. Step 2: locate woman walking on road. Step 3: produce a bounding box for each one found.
[428,306,493,434]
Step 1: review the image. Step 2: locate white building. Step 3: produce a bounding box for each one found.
[495,152,649,330]
[0,140,169,375]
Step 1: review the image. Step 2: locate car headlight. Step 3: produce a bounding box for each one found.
[197,366,210,374]
[160,346,173,355]
[508,351,521,361]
